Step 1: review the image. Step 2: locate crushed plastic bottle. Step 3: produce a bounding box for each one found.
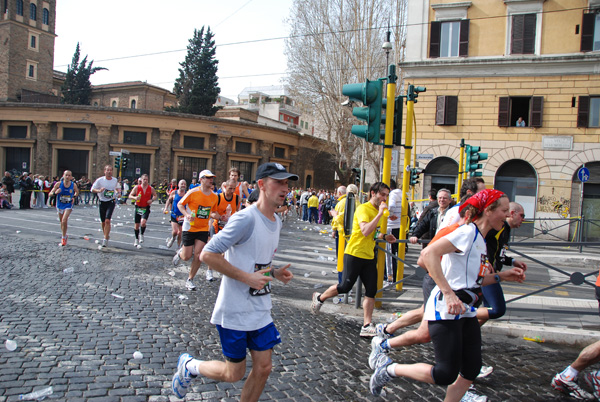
[317,256,326,261]
[321,270,327,276]
[132,351,143,359]
[62,267,75,274]
[111,293,124,299]
[15,230,21,233]
[327,256,334,261]
[82,261,89,265]
[5,339,17,351]
[168,271,176,277]
[83,236,90,241]
[304,273,310,278]
[18,386,53,400]
[332,296,343,305]
[313,283,324,289]
[178,294,189,300]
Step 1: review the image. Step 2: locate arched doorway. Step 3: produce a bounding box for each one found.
[423,157,458,198]
[570,162,600,241]
[494,159,537,237]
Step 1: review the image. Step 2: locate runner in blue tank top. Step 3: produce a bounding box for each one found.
[163,179,187,249]
[49,170,79,246]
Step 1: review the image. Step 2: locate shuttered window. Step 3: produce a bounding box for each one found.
[430,20,469,58]
[435,96,458,126]
[577,96,600,128]
[511,14,536,54]
[498,96,543,127]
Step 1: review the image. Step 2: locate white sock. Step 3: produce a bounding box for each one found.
[387,363,398,377]
[186,358,204,376]
[561,365,579,381]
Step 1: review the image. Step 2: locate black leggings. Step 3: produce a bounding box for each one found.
[429,317,481,385]
[337,254,378,298]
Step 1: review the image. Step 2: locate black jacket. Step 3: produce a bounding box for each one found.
[486,221,513,271]
[410,207,439,242]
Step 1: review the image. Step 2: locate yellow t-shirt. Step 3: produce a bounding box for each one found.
[307,195,319,208]
[331,194,347,232]
[345,201,384,260]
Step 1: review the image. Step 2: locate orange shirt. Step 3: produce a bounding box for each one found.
[178,187,218,232]
[213,193,239,232]
[430,223,461,245]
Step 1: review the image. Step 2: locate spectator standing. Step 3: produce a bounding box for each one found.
[2,171,15,205]
[19,172,33,209]
[385,179,403,285]
[299,189,310,221]
[307,191,319,223]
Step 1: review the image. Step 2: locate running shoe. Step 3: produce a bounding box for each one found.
[60,236,67,247]
[551,373,595,400]
[173,250,181,266]
[134,239,139,248]
[206,269,214,282]
[369,336,389,370]
[375,323,392,339]
[172,353,196,399]
[583,371,600,400]
[139,234,144,243]
[360,323,377,338]
[185,279,196,291]
[369,354,393,396]
[166,236,175,248]
[476,365,494,379]
[460,390,488,402]
[101,239,108,248]
[310,292,323,314]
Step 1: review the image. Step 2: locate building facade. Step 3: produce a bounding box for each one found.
[400,0,600,239]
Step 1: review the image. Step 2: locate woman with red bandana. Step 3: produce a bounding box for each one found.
[370,189,526,401]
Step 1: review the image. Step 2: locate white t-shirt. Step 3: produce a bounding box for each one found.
[438,204,460,231]
[92,176,121,202]
[424,223,489,320]
[387,189,403,229]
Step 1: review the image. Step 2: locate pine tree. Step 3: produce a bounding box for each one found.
[61,43,106,105]
[172,26,220,116]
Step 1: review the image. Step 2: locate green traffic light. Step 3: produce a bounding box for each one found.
[343,79,383,143]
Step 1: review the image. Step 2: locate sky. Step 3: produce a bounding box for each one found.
[53,0,294,101]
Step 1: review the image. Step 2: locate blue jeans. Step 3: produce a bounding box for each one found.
[302,204,308,221]
[309,206,318,223]
[83,191,91,204]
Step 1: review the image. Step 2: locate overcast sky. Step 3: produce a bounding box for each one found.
[53,0,293,101]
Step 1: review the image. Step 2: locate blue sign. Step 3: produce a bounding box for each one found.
[578,167,590,182]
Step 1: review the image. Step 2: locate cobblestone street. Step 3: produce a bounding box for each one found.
[0,206,589,401]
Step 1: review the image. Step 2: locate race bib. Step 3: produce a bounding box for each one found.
[176,215,184,222]
[476,254,493,285]
[103,190,115,198]
[59,195,72,204]
[196,206,211,219]
[249,263,271,296]
[136,207,147,216]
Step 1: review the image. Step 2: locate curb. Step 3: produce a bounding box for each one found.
[482,321,600,348]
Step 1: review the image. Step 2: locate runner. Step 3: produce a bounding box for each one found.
[91,165,122,248]
[128,174,158,249]
[163,179,187,249]
[212,179,239,236]
[171,162,296,400]
[172,170,219,288]
[49,170,79,246]
[228,167,250,209]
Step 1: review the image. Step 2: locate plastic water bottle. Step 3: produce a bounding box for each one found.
[63,267,75,273]
[18,386,53,400]
[5,339,17,351]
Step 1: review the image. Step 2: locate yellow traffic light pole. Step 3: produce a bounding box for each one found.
[376,66,397,308]
[458,139,465,196]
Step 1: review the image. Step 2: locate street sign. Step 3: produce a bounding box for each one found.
[416,154,434,160]
[135,168,141,175]
[109,151,121,156]
[578,167,590,182]
[391,150,399,176]
[121,149,130,155]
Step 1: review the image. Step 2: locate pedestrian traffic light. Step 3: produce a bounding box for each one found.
[409,167,422,186]
[352,167,361,184]
[381,96,404,146]
[122,157,128,169]
[465,145,488,177]
[342,79,384,143]
[114,156,121,169]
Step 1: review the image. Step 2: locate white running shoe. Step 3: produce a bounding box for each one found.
[166,236,175,248]
[139,234,144,243]
[185,279,196,291]
[360,323,377,338]
[134,239,141,249]
[206,269,214,282]
[477,365,494,379]
[310,292,323,314]
[101,239,108,248]
[460,391,488,402]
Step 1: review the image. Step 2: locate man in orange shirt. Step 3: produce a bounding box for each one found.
[212,179,239,235]
[173,170,220,289]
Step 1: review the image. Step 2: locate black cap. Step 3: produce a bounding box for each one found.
[255,163,298,181]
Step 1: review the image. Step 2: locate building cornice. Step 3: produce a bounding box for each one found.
[399,53,600,78]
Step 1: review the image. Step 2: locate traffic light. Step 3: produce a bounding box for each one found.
[342,79,383,143]
[381,96,404,146]
[122,157,128,169]
[409,167,422,186]
[407,85,426,103]
[465,145,488,177]
[352,167,361,184]
[114,156,121,169]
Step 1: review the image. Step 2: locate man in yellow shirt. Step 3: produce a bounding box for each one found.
[310,182,396,337]
[307,191,319,223]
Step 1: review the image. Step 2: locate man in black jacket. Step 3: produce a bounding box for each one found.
[19,173,33,209]
[408,189,452,248]
[2,171,15,205]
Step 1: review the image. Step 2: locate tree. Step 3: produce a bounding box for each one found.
[172,26,220,116]
[285,0,407,186]
[61,43,106,105]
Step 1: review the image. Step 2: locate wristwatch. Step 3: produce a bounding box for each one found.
[494,274,501,283]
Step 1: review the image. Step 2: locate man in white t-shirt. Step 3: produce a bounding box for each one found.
[171,162,296,400]
[91,165,121,248]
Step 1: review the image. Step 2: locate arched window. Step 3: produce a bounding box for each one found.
[111,100,117,107]
[29,3,36,20]
[43,8,49,25]
[130,99,136,109]
[16,0,23,16]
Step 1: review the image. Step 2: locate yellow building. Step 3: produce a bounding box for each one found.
[400,0,600,239]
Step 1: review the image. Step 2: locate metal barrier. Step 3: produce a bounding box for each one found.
[351,239,600,311]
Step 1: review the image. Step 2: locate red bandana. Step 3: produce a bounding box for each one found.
[459,189,505,218]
